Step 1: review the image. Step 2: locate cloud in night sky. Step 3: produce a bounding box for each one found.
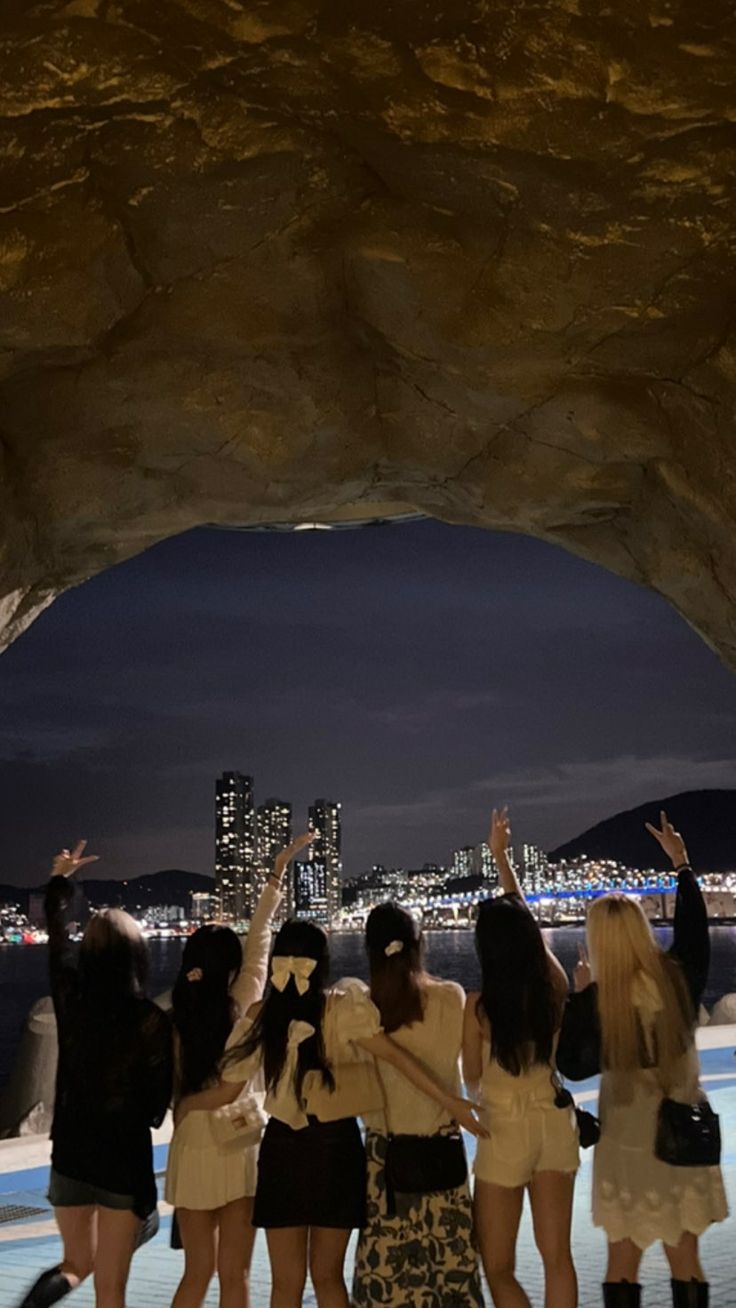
[1,521,736,885]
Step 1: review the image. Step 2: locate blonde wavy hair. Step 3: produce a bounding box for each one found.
[587,894,694,1085]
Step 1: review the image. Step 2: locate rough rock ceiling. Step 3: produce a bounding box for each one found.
[1,0,735,663]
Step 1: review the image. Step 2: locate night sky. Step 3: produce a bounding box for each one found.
[2,520,736,887]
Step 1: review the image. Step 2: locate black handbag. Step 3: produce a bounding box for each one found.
[654,1096,721,1167]
[575,1106,601,1149]
[552,1075,601,1149]
[384,1131,467,1215]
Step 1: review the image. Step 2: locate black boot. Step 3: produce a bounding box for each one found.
[603,1283,642,1306]
[16,1268,72,1308]
[671,1280,709,1307]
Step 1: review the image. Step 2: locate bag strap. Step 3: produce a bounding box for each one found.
[371,1033,393,1137]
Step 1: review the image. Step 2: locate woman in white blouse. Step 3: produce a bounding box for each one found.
[352,903,485,1307]
[167,833,313,1308]
[226,915,484,1307]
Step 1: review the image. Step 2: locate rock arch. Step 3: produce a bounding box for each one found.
[1,0,735,662]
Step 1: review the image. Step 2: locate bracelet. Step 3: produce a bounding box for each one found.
[673,863,691,873]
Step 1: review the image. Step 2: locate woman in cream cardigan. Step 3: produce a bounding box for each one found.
[227,917,486,1308]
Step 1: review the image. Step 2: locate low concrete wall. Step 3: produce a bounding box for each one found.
[0,998,57,1138]
[0,991,172,1139]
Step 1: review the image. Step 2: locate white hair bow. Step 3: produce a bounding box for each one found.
[271,955,317,996]
[384,939,404,957]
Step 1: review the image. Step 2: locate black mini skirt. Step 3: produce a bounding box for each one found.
[253,1115,366,1230]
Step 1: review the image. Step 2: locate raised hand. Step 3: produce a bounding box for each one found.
[574,944,592,993]
[272,831,315,881]
[645,810,689,869]
[489,806,512,863]
[50,840,100,879]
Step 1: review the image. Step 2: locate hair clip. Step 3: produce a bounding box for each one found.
[384,939,404,957]
[186,967,203,982]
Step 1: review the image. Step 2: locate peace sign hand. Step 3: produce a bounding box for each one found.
[50,840,100,879]
[645,811,688,869]
[489,806,512,862]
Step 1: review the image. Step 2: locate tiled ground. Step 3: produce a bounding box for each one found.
[2,1039,735,1306]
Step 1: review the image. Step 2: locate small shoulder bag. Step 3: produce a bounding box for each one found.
[654,1094,721,1167]
[209,1091,268,1148]
[375,1047,467,1217]
[550,1070,600,1149]
[646,1016,721,1168]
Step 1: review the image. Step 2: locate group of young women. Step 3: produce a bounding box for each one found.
[17,809,727,1308]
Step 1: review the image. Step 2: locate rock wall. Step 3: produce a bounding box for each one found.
[1,0,735,659]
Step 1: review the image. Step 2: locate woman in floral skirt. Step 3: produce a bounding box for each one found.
[352,902,485,1307]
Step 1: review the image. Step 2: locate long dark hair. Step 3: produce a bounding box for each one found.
[366,902,425,1033]
[68,909,151,1096]
[172,925,242,1096]
[475,894,559,1076]
[78,909,148,1007]
[232,919,335,1103]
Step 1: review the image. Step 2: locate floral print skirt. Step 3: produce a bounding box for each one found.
[352,1129,484,1307]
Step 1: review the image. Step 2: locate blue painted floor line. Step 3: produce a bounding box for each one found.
[1,1078,736,1306]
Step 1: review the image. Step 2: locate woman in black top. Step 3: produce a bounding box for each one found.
[17,842,173,1308]
[557,814,727,1308]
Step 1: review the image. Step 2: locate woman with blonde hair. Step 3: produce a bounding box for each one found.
[557,813,727,1308]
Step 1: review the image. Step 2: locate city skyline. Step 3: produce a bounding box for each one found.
[2,521,736,887]
[213,771,342,923]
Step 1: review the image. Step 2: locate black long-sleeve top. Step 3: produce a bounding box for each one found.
[556,866,708,1082]
[46,876,173,1217]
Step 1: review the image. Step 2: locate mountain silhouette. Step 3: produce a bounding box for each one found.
[549,789,736,872]
[0,869,214,916]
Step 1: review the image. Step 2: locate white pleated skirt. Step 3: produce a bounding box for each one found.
[165,1110,259,1210]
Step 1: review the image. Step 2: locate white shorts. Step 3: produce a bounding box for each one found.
[474,1101,580,1188]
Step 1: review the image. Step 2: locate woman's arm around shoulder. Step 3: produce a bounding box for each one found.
[355,1028,488,1138]
[462,991,483,1098]
[174,1079,246,1127]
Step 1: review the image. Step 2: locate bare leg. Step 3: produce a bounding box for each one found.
[664,1232,705,1282]
[217,1198,257,1308]
[93,1208,141,1308]
[308,1228,351,1308]
[266,1229,308,1308]
[55,1207,97,1288]
[606,1240,643,1283]
[474,1180,531,1308]
[171,1209,218,1308]
[528,1171,577,1308]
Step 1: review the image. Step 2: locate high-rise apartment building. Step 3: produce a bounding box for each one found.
[308,799,342,923]
[215,772,256,920]
[451,845,475,879]
[257,797,293,916]
[522,843,549,895]
[472,842,497,885]
[294,858,329,925]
